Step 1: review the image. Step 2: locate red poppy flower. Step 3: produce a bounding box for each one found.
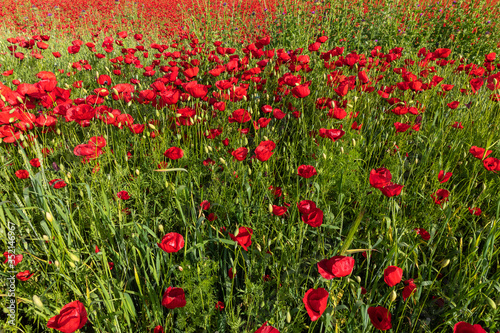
[453,322,487,333]
[49,179,67,189]
[200,200,210,210]
[30,158,41,168]
[301,207,324,227]
[157,232,185,253]
[161,287,186,309]
[164,147,184,160]
[303,288,329,321]
[16,270,34,281]
[367,306,392,330]
[272,205,288,216]
[483,157,500,172]
[469,207,482,216]
[228,109,251,123]
[414,228,430,241]
[232,147,248,161]
[117,191,130,200]
[297,165,317,178]
[384,265,403,286]
[379,183,404,197]
[47,300,88,333]
[229,227,253,251]
[447,101,459,109]
[4,252,23,266]
[438,170,452,183]
[297,200,317,214]
[215,301,225,311]
[431,189,450,206]
[228,267,236,279]
[15,169,29,179]
[317,256,355,279]
[402,279,417,300]
[255,322,280,333]
[469,146,492,159]
[369,168,392,189]
[291,82,311,98]
[154,325,164,333]
[255,141,276,162]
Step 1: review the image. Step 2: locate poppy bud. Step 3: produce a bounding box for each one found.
[158,224,164,232]
[178,266,183,271]
[67,172,71,179]
[341,147,344,154]
[207,146,213,152]
[323,153,327,160]
[0,94,5,102]
[112,88,119,95]
[352,138,356,147]
[286,310,292,323]
[248,167,252,175]
[205,146,209,154]
[355,276,361,283]
[9,117,15,123]
[415,158,419,164]
[17,96,24,104]
[244,137,248,145]
[256,243,261,252]
[68,261,76,268]
[486,296,496,310]
[269,204,273,213]
[390,290,397,302]
[33,295,44,309]
[68,252,80,262]
[43,235,49,242]
[56,129,61,135]
[264,136,269,141]
[54,260,60,268]
[441,259,450,268]
[45,211,53,222]
[148,123,156,130]
[219,158,226,165]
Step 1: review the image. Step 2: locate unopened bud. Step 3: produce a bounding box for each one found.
[0,94,6,102]
[33,295,44,309]
[441,259,450,268]
[17,96,24,104]
[286,310,292,323]
[42,235,50,242]
[158,224,164,232]
[390,289,397,302]
[45,211,53,222]
[355,276,361,283]
[340,147,344,154]
[219,158,226,165]
[352,138,356,147]
[486,296,497,310]
[148,123,156,130]
[178,266,183,271]
[269,204,273,213]
[135,169,140,176]
[68,252,80,262]
[54,260,60,268]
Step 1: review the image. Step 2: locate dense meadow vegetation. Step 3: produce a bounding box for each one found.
[1,0,500,331]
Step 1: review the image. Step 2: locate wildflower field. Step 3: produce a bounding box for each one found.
[1,0,500,331]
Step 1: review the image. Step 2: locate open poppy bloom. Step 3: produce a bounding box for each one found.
[317,256,355,279]
[367,306,392,330]
[303,288,329,321]
[47,300,88,333]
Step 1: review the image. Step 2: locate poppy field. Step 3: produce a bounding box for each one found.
[1,0,500,332]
